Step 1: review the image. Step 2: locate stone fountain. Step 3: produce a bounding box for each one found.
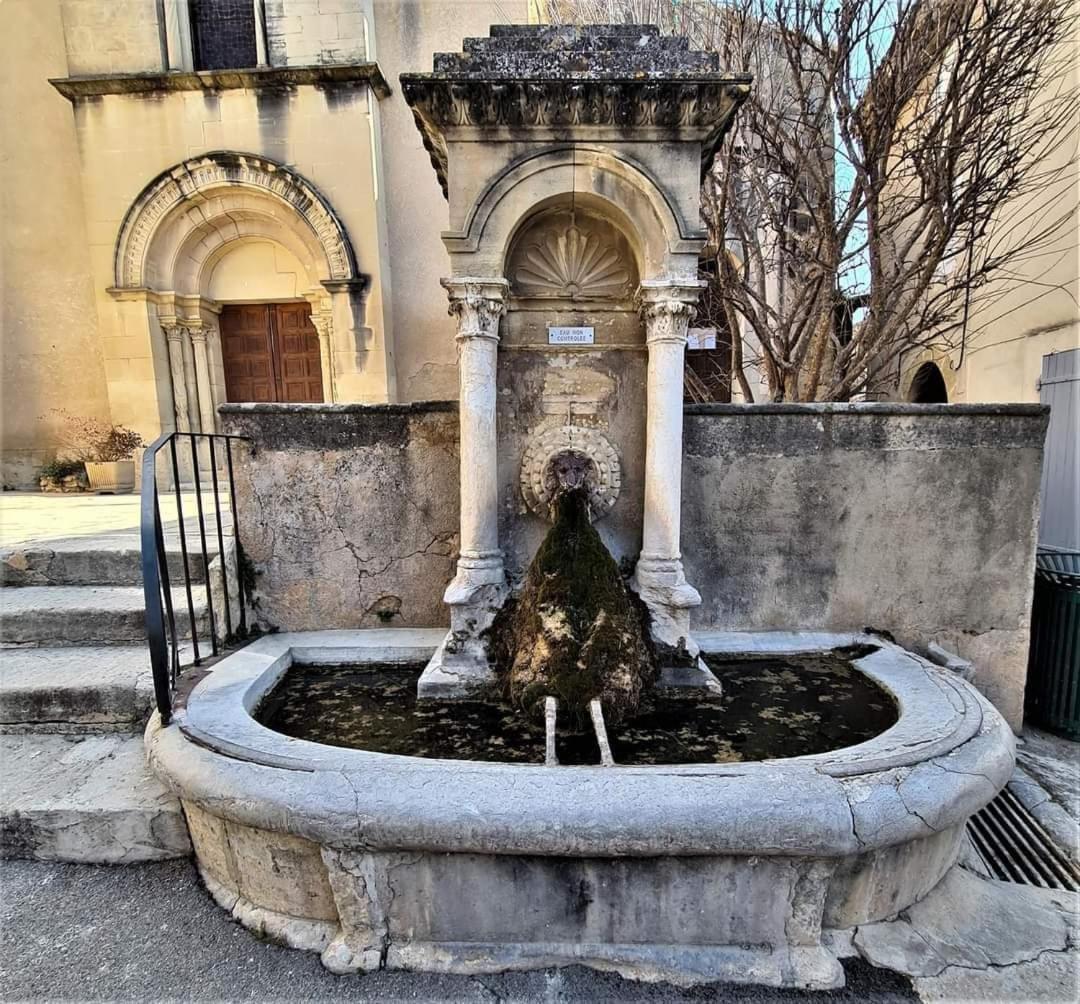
[146,26,1021,990]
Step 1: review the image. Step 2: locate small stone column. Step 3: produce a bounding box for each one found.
[189,324,217,435]
[418,277,509,697]
[309,310,336,403]
[633,280,706,661]
[162,323,191,432]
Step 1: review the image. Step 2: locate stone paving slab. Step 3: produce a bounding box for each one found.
[0,733,190,863]
[0,646,153,728]
[0,585,207,644]
[0,858,918,1003]
[1019,726,1080,822]
[1,541,212,587]
[0,491,231,550]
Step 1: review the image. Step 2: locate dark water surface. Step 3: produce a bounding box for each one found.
[256,648,897,765]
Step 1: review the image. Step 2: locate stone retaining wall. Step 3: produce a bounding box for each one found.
[221,403,459,633]
[221,402,1048,729]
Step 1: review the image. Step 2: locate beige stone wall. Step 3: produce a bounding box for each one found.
[59,0,163,74]
[370,0,530,402]
[897,0,1080,404]
[0,0,111,488]
[2,1,531,482]
[265,0,368,65]
[69,81,391,441]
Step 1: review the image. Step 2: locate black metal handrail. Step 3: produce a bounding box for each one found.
[141,432,251,725]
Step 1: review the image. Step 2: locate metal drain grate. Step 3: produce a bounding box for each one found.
[967,787,1080,891]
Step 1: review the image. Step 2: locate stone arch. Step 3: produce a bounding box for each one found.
[113,152,358,291]
[107,153,379,439]
[444,146,705,279]
[901,351,956,404]
[908,361,949,403]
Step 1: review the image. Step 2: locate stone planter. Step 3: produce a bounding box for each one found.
[39,474,85,493]
[85,460,136,494]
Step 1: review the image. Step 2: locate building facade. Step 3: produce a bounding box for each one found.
[0,0,528,487]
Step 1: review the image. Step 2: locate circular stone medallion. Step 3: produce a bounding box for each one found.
[520,426,621,521]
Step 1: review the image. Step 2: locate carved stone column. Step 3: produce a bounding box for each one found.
[162,323,191,432]
[188,324,217,435]
[633,279,708,664]
[309,310,336,403]
[418,277,509,698]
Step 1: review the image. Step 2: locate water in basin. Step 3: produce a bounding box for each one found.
[255,646,897,765]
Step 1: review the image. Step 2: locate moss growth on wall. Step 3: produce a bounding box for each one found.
[488,487,655,729]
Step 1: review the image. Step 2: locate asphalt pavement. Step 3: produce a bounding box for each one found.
[0,858,918,1003]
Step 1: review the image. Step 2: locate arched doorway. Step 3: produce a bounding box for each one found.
[109,152,370,435]
[908,361,949,403]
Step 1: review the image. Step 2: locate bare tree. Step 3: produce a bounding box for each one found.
[546,0,1079,401]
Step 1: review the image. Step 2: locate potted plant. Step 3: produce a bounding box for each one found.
[51,411,145,495]
[38,457,86,493]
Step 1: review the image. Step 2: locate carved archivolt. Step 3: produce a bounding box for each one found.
[114,153,358,289]
[520,425,621,521]
[509,211,637,301]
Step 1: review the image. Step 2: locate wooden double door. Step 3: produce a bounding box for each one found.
[220,302,324,403]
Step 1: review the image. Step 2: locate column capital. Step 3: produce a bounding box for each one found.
[161,321,187,342]
[309,311,333,338]
[636,280,706,344]
[441,277,509,342]
[635,280,704,345]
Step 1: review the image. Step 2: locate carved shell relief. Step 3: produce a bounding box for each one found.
[509,211,637,301]
[520,425,621,522]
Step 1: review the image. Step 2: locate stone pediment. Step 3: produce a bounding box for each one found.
[401,25,750,198]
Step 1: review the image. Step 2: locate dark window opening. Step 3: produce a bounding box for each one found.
[684,257,734,403]
[908,361,949,403]
[190,0,258,71]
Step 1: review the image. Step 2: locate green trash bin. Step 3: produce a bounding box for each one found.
[1025,548,1080,740]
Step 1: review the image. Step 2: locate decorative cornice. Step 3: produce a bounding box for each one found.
[402,75,749,198]
[50,63,391,101]
[442,277,509,342]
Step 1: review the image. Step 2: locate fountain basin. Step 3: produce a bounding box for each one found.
[146,628,1014,989]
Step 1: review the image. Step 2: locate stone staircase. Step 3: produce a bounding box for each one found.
[0,539,199,863]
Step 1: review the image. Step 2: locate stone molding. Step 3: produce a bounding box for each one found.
[113,152,359,290]
[441,278,509,343]
[519,425,622,521]
[50,63,391,101]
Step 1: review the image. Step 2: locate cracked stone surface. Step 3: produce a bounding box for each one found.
[854,866,1078,979]
[0,646,154,728]
[1018,727,1080,822]
[0,585,207,645]
[220,406,460,631]
[0,733,191,862]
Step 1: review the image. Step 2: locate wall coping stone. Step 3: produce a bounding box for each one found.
[50,64,391,102]
[219,401,457,416]
[683,402,1049,417]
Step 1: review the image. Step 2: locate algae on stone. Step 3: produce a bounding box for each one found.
[489,485,654,729]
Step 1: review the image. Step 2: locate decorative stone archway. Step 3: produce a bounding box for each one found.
[108,152,372,435]
[403,25,749,694]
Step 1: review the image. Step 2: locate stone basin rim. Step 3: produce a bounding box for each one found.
[146,629,1015,859]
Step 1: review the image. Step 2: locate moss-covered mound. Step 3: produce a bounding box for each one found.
[488,486,655,729]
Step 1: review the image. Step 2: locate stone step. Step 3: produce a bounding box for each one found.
[1,543,211,587]
[0,647,154,730]
[0,586,209,646]
[0,732,191,863]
